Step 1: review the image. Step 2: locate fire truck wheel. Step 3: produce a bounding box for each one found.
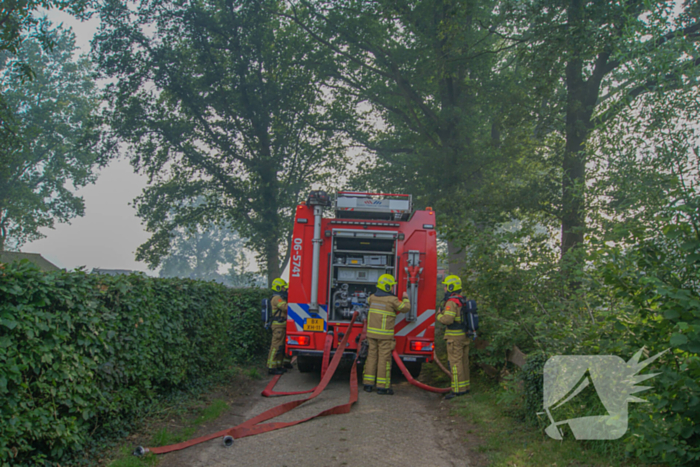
[395,362,422,379]
[296,356,317,373]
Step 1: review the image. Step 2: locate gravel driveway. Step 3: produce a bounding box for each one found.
[159,365,474,467]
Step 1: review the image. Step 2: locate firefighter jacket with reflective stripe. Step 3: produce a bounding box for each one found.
[270,294,288,328]
[366,291,410,340]
[437,295,466,339]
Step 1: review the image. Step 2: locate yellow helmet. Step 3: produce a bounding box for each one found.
[442,275,462,292]
[377,274,397,292]
[271,278,288,292]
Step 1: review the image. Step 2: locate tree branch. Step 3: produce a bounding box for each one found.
[595,55,700,126]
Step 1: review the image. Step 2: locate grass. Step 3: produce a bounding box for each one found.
[446,377,643,467]
[193,399,229,425]
[246,368,262,380]
[106,398,230,467]
[107,447,158,467]
[98,356,268,467]
[421,331,641,467]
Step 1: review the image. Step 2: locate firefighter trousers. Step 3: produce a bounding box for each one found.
[446,335,470,393]
[363,338,395,389]
[267,326,290,369]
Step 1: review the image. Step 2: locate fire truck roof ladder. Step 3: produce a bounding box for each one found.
[335,192,412,221]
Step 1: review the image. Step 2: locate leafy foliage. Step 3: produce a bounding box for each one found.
[500,0,700,258]
[290,0,545,261]
[0,28,107,251]
[0,1,89,61]
[459,88,700,463]
[93,0,348,284]
[0,2,91,210]
[0,261,268,466]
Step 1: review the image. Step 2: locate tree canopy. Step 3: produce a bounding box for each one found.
[501,0,700,258]
[155,224,264,287]
[93,0,348,284]
[287,0,546,270]
[0,27,105,250]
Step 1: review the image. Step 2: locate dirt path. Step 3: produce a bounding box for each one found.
[159,365,475,467]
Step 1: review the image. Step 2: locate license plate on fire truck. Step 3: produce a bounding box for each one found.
[303,318,324,332]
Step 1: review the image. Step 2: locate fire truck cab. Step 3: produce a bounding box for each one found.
[286,191,437,376]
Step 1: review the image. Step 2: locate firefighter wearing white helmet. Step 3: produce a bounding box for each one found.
[437,275,470,399]
[267,278,292,375]
[362,274,410,395]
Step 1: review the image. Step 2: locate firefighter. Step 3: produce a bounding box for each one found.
[362,274,410,395]
[436,275,470,399]
[267,278,293,375]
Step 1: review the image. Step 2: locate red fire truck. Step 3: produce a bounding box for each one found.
[285,191,437,376]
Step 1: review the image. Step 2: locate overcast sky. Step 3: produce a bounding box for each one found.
[25,10,154,273]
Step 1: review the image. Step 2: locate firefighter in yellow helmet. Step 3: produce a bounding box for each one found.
[362,274,410,395]
[436,275,470,399]
[267,278,292,375]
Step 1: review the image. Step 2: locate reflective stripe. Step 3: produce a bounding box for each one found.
[452,365,458,393]
[369,308,396,317]
[364,375,376,381]
[445,311,456,316]
[385,362,392,389]
[397,299,409,311]
[267,349,277,369]
[445,330,466,336]
[367,327,394,335]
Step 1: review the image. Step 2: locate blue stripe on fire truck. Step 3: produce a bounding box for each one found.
[287,303,328,331]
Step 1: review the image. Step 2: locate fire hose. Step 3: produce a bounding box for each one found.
[134,312,360,456]
[135,312,453,457]
[261,332,334,397]
[392,350,451,394]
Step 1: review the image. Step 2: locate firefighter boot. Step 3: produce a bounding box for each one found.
[364,385,374,393]
[444,390,469,400]
[377,388,394,395]
[268,368,284,375]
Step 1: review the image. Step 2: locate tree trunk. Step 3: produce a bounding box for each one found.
[447,238,466,276]
[0,225,5,252]
[561,97,587,259]
[561,0,593,261]
[265,239,281,287]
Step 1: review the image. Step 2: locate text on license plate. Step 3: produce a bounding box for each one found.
[303,318,324,332]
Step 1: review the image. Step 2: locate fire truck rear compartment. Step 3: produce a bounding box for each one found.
[329,233,397,322]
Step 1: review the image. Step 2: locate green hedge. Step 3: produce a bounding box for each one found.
[0,261,269,466]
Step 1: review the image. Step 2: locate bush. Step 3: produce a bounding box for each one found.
[455,215,700,466]
[0,261,269,466]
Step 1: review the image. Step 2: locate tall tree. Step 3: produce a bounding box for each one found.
[504,0,700,259]
[288,0,543,273]
[93,0,347,284]
[0,1,88,59]
[0,28,105,250]
[0,1,90,158]
[153,224,259,286]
